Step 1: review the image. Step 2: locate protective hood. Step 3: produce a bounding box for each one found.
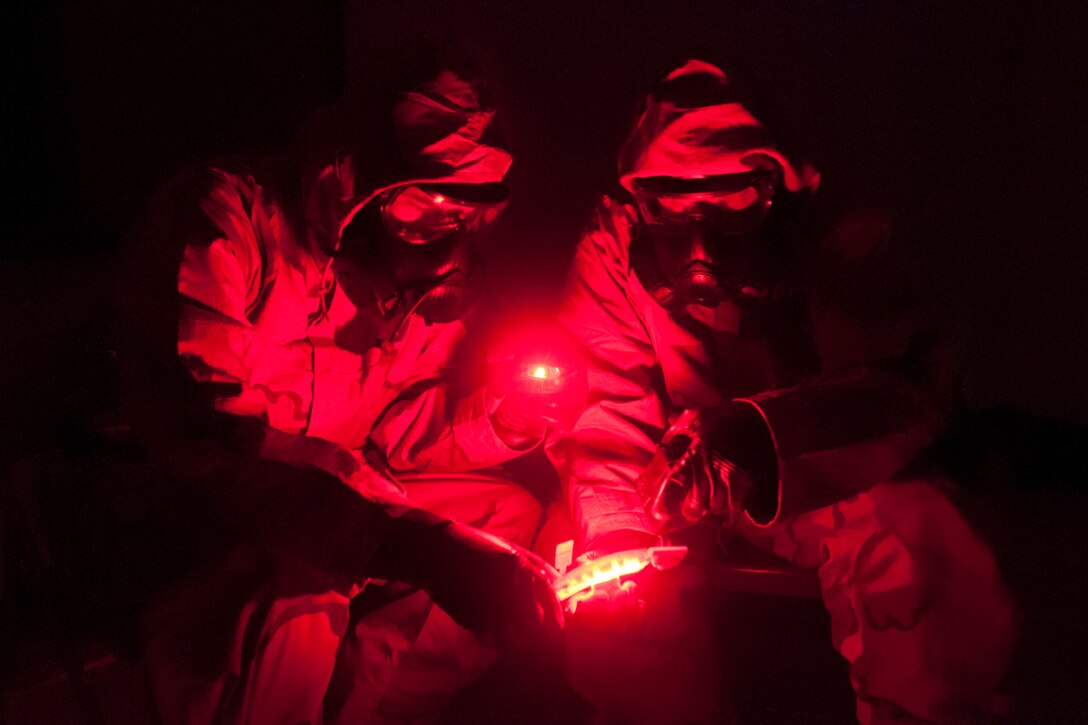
[618,60,819,194]
[300,66,512,253]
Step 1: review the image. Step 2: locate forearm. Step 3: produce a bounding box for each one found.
[570,478,657,553]
[379,385,531,473]
[550,426,661,552]
[722,364,947,524]
[160,437,386,585]
[363,505,456,582]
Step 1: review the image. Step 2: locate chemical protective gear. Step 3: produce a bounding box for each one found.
[620,60,818,310]
[380,182,509,244]
[547,187,959,547]
[631,171,779,308]
[369,510,563,651]
[631,172,776,237]
[120,46,548,725]
[339,197,488,326]
[635,405,777,531]
[340,180,510,325]
[547,59,1014,724]
[300,59,512,327]
[122,51,517,455]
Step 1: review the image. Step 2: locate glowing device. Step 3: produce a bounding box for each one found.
[519,361,566,399]
[526,363,562,380]
[552,546,688,608]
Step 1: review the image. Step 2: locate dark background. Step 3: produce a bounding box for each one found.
[3,1,1087,720]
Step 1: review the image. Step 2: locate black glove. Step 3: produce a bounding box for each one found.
[369,509,564,656]
[699,403,779,523]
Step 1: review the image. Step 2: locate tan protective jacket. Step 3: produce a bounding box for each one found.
[547,198,951,552]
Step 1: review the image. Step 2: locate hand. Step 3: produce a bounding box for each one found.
[489,387,549,448]
[415,520,565,656]
[565,530,659,632]
[484,315,589,446]
[567,578,645,633]
[487,357,587,447]
[701,404,778,521]
[258,427,360,481]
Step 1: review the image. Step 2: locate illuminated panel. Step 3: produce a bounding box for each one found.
[553,550,652,602]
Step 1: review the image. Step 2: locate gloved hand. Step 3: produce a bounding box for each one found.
[700,403,779,523]
[370,510,564,656]
[257,427,360,481]
[488,378,548,448]
[487,356,587,448]
[565,530,660,633]
[425,520,565,650]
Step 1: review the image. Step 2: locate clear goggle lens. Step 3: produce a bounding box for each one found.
[633,172,776,236]
[381,184,508,244]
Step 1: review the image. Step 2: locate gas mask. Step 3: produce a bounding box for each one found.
[630,171,778,311]
[342,182,508,324]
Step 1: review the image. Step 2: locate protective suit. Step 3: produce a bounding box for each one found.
[119,54,560,724]
[547,60,1014,724]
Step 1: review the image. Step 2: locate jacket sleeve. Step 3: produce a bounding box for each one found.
[545,200,666,553]
[170,167,317,424]
[362,302,539,474]
[367,361,534,475]
[118,165,398,590]
[734,210,956,525]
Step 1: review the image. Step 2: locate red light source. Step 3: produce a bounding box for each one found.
[526,363,562,380]
[486,316,588,432]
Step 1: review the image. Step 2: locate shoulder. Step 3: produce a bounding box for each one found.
[154,159,280,275]
[577,195,639,269]
[153,157,275,220]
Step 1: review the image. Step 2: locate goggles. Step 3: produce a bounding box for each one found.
[380,183,509,244]
[632,171,777,237]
